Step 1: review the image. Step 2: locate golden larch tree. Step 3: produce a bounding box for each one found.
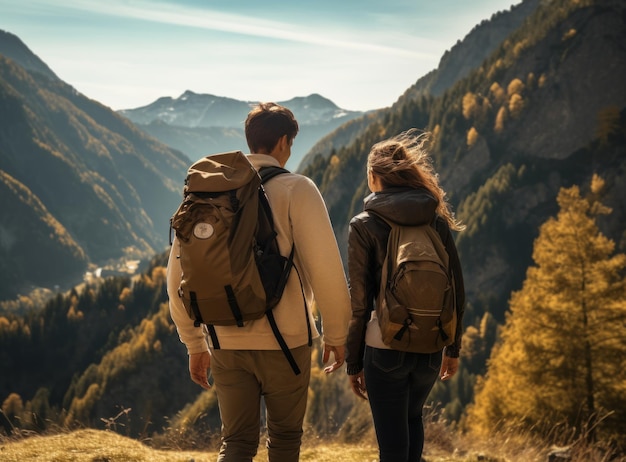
[494,106,508,133]
[489,82,506,106]
[467,127,480,148]
[508,93,524,118]
[462,92,479,120]
[465,176,626,445]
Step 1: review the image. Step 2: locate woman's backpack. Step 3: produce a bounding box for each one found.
[374,215,456,353]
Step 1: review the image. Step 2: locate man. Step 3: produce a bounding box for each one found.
[167,102,351,461]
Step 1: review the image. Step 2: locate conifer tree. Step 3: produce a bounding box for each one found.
[465,176,626,445]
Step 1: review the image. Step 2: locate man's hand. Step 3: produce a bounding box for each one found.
[440,355,459,381]
[322,344,345,374]
[189,351,212,389]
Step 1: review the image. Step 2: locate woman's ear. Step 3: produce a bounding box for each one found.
[368,169,383,192]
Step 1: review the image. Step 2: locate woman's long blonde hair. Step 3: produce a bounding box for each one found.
[367,129,464,231]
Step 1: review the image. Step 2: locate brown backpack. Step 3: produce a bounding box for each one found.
[375,216,456,353]
[170,151,309,374]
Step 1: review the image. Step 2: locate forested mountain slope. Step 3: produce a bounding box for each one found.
[298,0,540,171]
[0,32,189,300]
[303,0,626,326]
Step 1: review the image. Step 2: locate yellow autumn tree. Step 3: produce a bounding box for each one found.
[463,92,491,128]
[494,106,508,133]
[489,82,506,106]
[507,78,525,97]
[467,127,479,148]
[462,92,480,120]
[508,94,525,118]
[465,175,626,446]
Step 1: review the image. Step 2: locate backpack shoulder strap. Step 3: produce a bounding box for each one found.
[256,165,310,375]
[256,165,290,241]
[256,166,288,237]
[259,165,290,184]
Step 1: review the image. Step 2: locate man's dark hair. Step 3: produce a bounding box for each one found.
[245,102,299,153]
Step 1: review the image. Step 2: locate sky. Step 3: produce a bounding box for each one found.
[1,0,520,112]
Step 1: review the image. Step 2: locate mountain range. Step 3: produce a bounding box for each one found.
[118,91,365,171]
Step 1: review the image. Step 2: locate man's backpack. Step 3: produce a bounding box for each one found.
[374,215,456,353]
[170,151,310,375]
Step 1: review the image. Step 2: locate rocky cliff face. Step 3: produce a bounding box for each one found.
[506,4,625,161]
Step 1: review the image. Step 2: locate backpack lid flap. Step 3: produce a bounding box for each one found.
[186,151,259,193]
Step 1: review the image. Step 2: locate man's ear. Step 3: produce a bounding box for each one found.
[270,135,288,155]
[278,134,289,150]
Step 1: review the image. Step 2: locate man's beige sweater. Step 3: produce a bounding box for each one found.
[167,154,351,354]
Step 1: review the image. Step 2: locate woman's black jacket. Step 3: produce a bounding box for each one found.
[345,187,466,376]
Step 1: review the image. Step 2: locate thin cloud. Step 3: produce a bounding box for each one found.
[41,0,429,58]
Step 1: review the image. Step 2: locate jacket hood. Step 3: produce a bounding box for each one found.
[363,187,438,226]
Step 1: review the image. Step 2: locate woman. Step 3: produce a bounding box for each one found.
[345,129,465,462]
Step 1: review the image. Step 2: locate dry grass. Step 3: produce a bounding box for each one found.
[0,429,214,462]
[0,429,381,462]
[0,429,486,462]
[1,425,622,462]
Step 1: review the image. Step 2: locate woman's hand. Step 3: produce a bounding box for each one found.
[440,356,459,381]
[349,371,368,400]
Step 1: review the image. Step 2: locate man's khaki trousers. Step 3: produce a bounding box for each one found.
[210,345,311,462]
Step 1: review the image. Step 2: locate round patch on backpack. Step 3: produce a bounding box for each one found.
[193,223,214,239]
